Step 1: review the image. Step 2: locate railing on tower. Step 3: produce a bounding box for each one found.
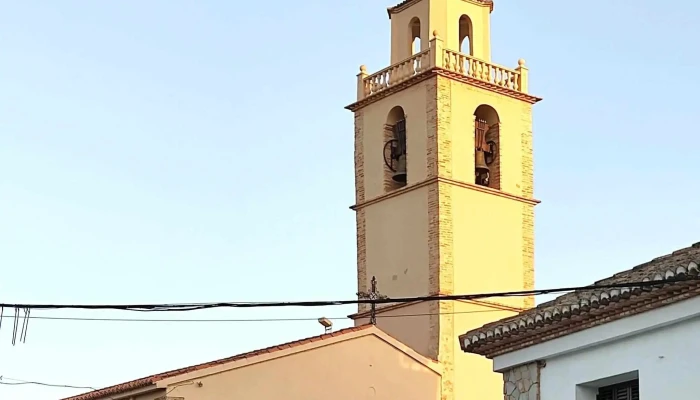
[356,30,529,101]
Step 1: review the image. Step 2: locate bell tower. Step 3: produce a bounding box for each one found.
[346,1,541,400]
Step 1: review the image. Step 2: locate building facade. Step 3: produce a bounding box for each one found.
[460,243,700,400]
[346,0,541,399]
[64,1,541,399]
[64,326,442,400]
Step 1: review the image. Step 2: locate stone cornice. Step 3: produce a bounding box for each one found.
[345,68,541,113]
[350,176,540,211]
[348,297,525,320]
[387,0,494,17]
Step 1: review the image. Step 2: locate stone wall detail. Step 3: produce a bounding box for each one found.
[503,362,540,400]
[520,103,535,309]
[353,110,369,314]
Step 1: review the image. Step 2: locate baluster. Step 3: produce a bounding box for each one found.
[507,71,514,89]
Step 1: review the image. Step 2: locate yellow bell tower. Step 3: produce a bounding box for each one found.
[346,1,541,399]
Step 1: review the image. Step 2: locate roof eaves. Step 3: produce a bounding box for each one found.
[460,243,700,358]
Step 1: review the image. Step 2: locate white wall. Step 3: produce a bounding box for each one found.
[492,295,700,400]
[542,315,700,399]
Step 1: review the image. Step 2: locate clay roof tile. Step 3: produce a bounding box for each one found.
[460,242,700,358]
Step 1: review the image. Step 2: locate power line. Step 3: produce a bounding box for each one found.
[0,376,115,399]
[0,276,692,346]
[0,376,97,391]
[0,308,508,324]
[0,276,690,313]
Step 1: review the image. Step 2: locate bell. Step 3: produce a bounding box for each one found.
[475,149,490,175]
[475,149,490,186]
[392,154,407,183]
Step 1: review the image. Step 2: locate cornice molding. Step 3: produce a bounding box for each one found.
[387,0,494,17]
[348,297,525,320]
[350,176,540,211]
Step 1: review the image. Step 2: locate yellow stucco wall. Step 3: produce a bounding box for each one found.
[353,3,538,400]
[359,80,430,199]
[355,301,433,357]
[389,0,492,63]
[164,334,441,400]
[451,301,520,400]
[452,187,531,301]
[353,75,535,400]
[365,187,430,298]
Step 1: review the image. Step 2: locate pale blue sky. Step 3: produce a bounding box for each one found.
[1,0,699,399]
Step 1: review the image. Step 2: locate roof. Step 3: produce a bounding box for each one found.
[387,0,494,16]
[62,325,375,400]
[460,242,700,358]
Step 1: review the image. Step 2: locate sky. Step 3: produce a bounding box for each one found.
[1,0,699,398]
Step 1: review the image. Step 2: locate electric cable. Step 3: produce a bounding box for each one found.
[0,275,692,313]
[0,376,116,399]
[0,308,510,324]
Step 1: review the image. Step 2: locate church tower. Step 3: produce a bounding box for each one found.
[346,1,542,399]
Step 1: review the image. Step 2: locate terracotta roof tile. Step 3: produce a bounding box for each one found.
[62,324,374,400]
[460,242,700,358]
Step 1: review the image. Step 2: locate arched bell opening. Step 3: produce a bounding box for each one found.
[473,104,500,189]
[459,15,473,56]
[409,17,422,55]
[383,106,408,192]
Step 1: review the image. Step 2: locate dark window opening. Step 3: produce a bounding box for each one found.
[596,379,639,400]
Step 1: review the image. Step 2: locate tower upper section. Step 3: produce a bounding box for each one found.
[388,0,494,64]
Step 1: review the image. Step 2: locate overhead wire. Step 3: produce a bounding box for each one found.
[0,276,693,345]
[0,308,509,324]
[0,376,115,399]
[0,275,691,313]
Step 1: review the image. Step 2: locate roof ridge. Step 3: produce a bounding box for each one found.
[63,324,374,400]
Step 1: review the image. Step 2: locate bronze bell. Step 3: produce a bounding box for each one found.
[392,154,407,183]
[475,149,490,175]
[475,149,490,186]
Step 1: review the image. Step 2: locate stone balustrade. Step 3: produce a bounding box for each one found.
[358,50,430,99]
[356,31,529,101]
[442,49,524,92]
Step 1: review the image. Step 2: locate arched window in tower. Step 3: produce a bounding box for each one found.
[409,17,421,55]
[473,104,500,189]
[383,106,407,191]
[459,15,473,55]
